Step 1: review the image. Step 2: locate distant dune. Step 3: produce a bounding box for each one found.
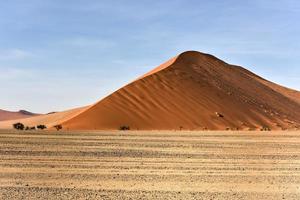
[0,107,87,129]
[1,51,300,130]
[0,109,40,121]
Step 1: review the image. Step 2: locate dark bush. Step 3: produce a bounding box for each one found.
[25,126,36,130]
[119,125,130,131]
[13,122,24,130]
[260,126,271,131]
[37,125,47,130]
[54,124,62,131]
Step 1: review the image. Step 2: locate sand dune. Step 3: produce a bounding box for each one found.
[1,51,299,130]
[0,109,40,122]
[0,107,88,129]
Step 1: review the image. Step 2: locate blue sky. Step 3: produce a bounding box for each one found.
[0,0,299,113]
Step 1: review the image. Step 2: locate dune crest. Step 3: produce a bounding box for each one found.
[1,51,300,130]
[0,109,40,121]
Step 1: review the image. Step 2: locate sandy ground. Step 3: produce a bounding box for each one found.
[0,130,300,199]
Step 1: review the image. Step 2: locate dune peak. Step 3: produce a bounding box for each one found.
[0,51,299,130]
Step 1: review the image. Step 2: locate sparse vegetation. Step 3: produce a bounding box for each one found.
[54,124,62,131]
[37,125,47,130]
[260,126,271,131]
[119,125,130,131]
[13,122,24,130]
[25,126,36,130]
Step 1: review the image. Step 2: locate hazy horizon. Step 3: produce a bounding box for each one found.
[1,0,299,113]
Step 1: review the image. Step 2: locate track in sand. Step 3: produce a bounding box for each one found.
[1,130,300,199]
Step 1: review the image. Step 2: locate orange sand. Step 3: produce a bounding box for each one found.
[0,109,39,121]
[1,51,299,130]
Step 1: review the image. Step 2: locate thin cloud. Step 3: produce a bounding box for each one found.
[0,49,33,60]
[62,37,116,48]
[0,67,34,80]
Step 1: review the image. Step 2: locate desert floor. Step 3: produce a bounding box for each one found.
[0,130,300,199]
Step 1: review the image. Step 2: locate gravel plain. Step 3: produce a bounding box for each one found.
[0,130,300,199]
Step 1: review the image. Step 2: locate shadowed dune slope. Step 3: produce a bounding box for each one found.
[0,109,40,121]
[0,51,299,130]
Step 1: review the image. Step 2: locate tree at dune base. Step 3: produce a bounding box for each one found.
[37,125,47,130]
[25,126,36,130]
[260,126,271,131]
[119,125,130,131]
[54,124,62,131]
[13,122,25,130]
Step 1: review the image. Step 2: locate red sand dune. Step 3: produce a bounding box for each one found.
[0,109,40,121]
[0,51,299,130]
[0,107,87,129]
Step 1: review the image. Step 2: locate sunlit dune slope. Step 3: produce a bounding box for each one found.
[1,51,299,130]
